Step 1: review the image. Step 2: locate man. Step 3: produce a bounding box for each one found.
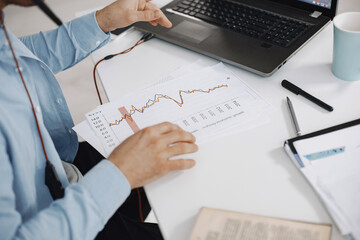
[0,0,198,239]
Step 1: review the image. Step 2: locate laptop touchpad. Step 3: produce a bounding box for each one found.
[168,20,214,43]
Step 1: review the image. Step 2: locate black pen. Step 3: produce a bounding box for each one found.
[281,80,333,112]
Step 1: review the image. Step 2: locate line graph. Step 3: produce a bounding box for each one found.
[84,63,271,156]
[108,84,229,127]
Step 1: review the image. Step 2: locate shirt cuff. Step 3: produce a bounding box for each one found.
[68,12,110,53]
[77,160,131,224]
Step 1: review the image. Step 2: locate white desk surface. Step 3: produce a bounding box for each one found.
[5,0,359,239]
[92,3,360,239]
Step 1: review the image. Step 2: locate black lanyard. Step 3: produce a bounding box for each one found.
[0,13,64,200]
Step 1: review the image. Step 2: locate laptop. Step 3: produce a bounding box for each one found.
[134,0,337,76]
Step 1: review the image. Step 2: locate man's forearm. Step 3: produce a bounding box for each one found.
[20,12,110,74]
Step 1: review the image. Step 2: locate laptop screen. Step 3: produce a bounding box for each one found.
[297,0,331,9]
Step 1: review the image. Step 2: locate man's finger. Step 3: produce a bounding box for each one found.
[139,0,147,11]
[150,22,158,26]
[156,11,172,28]
[146,122,179,136]
[162,130,196,145]
[133,9,160,22]
[149,20,158,26]
[144,3,172,28]
[155,122,179,134]
[167,159,196,171]
[163,143,199,159]
[144,2,159,11]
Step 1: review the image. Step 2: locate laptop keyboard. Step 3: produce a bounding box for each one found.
[170,0,311,47]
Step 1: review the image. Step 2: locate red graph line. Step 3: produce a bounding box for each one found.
[109,84,229,126]
[315,0,330,4]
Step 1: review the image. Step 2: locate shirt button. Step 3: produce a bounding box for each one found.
[95,41,101,46]
[36,106,41,113]
[15,67,23,73]
[68,129,72,134]
[56,98,62,104]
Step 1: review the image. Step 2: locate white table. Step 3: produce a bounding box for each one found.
[91,3,360,240]
[5,0,360,239]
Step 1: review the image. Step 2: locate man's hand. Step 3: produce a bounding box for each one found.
[96,0,172,33]
[108,122,198,189]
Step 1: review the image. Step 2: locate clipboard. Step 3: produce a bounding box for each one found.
[283,118,360,239]
[284,118,360,168]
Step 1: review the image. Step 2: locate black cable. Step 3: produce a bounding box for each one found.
[93,33,155,105]
[31,0,63,26]
[93,32,155,221]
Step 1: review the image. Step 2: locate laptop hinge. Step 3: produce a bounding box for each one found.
[310,11,322,18]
